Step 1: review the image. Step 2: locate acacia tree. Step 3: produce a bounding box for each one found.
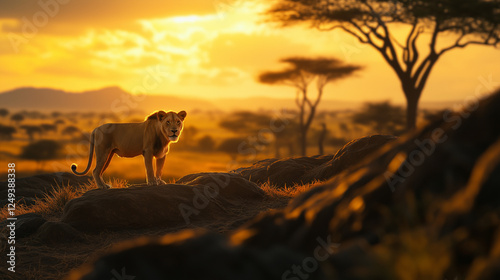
[259,57,361,156]
[267,0,500,129]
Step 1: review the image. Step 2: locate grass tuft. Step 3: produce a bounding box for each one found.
[260,180,320,200]
[0,179,130,221]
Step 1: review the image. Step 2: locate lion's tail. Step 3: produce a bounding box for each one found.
[71,129,95,176]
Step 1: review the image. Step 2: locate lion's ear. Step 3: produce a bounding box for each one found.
[147,111,167,121]
[177,111,187,121]
[157,111,168,121]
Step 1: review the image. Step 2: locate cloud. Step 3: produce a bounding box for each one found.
[205,33,311,72]
[0,0,218,35]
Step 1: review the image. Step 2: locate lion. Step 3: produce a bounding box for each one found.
[71,110,187,189]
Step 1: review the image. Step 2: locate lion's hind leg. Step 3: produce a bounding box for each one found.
[93,148,114,190]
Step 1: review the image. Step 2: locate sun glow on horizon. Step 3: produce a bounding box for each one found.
[0,0,498,103]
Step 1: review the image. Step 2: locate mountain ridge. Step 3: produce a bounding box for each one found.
[0,86,457,112]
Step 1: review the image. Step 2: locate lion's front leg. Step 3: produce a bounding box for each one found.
[155,156,167,185]
[143,151,156,185]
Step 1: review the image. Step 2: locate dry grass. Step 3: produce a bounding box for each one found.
[0,179,130,221]
[260,180,319,200]
[0,177,317,222]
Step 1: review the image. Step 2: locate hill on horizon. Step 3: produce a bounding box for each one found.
[0,86,457,113]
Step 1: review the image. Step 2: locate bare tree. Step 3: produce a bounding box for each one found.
[267,0,500,129]
[259,57,361,156]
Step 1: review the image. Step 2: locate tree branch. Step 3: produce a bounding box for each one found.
[439,24,499,56]
[416,57,438,93]
[404,22,422,74]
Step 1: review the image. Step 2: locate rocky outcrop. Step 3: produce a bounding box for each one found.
[0,172,92,208]
[71,89,500,280]
[62,173,264,232]
[14,213,47,238]
[34,221,84,244]
[234,134,396,187]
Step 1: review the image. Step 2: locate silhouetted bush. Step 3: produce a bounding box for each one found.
[20,125,43,142]
[20,140,64,163]
[0,124,16,141]
[61,125,81,137]
[217,137,247,160]
[352,101,406,135]
[10,113,24,124]
[0,108,9,118]
[40,124,57,133]
[197,135,216,151]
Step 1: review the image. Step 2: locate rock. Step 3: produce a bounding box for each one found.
[176,172,265,200]
[236,155,332,187]
[0,213,47,238]
[71,231,313,280]
[235,135,396,187]
[0,172,92,200]
[302,134,397,182]
[71,90,500,280]
[15,213,47,238]
[62,173,264,232]
[34,221,84,244]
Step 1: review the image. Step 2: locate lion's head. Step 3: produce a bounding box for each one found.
[147,110,187,142]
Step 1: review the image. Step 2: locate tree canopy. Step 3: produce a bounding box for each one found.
[267,0,500,129]
[259,57,361,93]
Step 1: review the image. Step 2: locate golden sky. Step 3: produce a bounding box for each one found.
[1,0,499,103]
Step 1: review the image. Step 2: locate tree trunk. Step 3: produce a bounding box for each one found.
[402,83,422,130]
[405,94,421,130]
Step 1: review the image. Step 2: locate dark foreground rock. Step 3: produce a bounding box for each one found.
[15,213,47,238]
[70,89,500,280]
[34,221,84,244]
[62,173,265,231]
[235,134,396,187]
